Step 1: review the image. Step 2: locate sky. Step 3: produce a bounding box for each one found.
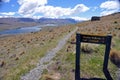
[0,0,120,20]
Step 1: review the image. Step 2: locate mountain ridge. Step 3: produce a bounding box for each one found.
[0,17,79,24]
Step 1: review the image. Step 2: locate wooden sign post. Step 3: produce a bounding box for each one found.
[75,33,113,80]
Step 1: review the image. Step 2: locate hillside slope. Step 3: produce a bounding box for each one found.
[40,12,120,80]
[0,12,120,80]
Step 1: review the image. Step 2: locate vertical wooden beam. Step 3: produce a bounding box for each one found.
[75,33,81,80]
[75,33,113,80]
[103,35,113,80]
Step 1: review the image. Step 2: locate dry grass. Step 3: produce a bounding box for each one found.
[0,12,120,80]
[40,72,61,80]
[41,12,120,80]
[0,25,76,80]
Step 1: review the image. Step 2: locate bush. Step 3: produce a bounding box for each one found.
[81,43,96,53]
[114,21,117,24]
[110,49,120,68]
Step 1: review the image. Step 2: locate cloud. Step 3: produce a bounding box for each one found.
[101,9,118,15]
[92,6,98,11]
[17,0,89,18]
[18,0,47,5]
[72,4,90,14]
[0,12,15,16]
[35,6,72,18]
[35,4,89,18]
[18,0,47,17]
[70,16,89,21]
[100,0,119,16]
[100,0,119,10]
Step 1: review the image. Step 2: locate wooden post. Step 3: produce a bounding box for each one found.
[75,33,81,80]
[75,33,113,80]
[103,35,113,80]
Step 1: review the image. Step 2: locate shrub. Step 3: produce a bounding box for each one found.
[114,21,117,24]
[0,61,5,67]
[40,73,61,80]
[81,43,95,53]
[110,49,120,68]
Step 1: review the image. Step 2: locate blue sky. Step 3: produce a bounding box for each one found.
[0,0,120,20]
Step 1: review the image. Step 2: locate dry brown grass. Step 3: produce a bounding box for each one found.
[76,13,120,36]
[0,25,75,80]
[43,12,120,80]
[40,72,61,80]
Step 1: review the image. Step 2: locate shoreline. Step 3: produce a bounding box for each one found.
[0,25,60,38]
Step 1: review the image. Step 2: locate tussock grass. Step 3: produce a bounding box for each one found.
[81,43,97,53]
[110,49,120,68]
[44,40,117,79]
[0,26,75,80]
[42,12,120,79]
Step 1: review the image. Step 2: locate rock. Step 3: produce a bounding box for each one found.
[71,69,75,73]
[27,41,30,43]
[0,61,5,67]
[66,48,69,52]
[19,51,25,56]
[56,61,61,65]
[91,16,100,21]
[67,45,71,48]
[10,54,16,58]
[15,57,19,60]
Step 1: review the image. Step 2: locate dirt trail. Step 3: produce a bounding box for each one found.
[21,27,78,80]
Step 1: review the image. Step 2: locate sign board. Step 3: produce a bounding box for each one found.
[75,33,113,80]
[81,34,106,44]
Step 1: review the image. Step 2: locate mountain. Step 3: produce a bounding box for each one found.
[0,17,79,31]
[18,18,35,22]
[0,17,78,25]
[0,18,38,31]
[0,17,36,24]
[37,18,78,25]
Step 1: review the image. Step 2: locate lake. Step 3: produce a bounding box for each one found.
[0,26,41,35]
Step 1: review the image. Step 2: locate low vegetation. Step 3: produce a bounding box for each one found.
[40,12,120,80]
[0,25,75,80]
[0,12,120,80]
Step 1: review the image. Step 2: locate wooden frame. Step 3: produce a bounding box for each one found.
[75,33,113,80]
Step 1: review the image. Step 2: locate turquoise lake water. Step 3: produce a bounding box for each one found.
[0,26,41,35]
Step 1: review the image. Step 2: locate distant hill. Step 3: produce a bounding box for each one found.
[0,18,38,31]
[101,12,120,21]
[76,12,120,35]
[37,18,78,25]
[0,17,36,23]
[0,17,78,25]
[0,17,79,31]
[18,18,35,22]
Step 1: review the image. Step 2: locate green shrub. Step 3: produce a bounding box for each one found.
[81,43,97,53]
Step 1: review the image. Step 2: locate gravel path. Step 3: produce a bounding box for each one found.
[21,27,78,80]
